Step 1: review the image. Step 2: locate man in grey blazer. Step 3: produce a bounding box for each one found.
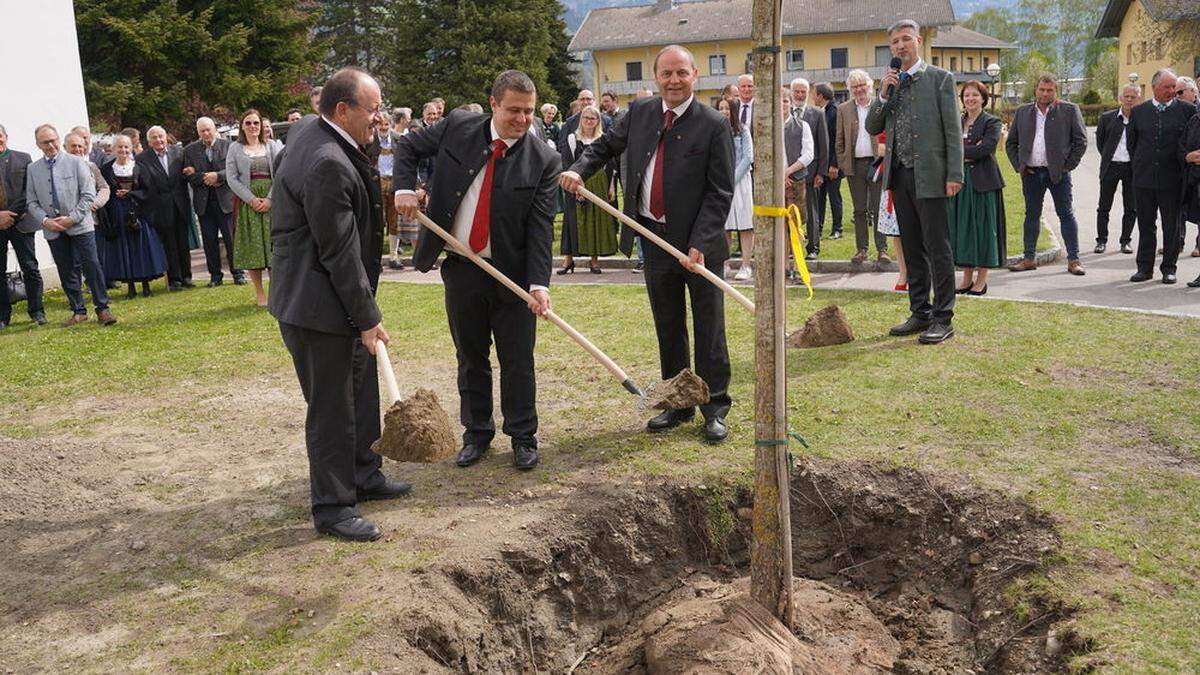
[867,19,963,344]
[790,78,829,257]
[183,117,241,286]
[1005,74,1088,275]
[26,124,115,326]
[0,123,46,328]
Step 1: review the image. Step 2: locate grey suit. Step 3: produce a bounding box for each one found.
[1,148,44,322]
[796,104,828,251]
[184,137,239,282]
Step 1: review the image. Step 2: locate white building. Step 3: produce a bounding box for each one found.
[0,0,90,278]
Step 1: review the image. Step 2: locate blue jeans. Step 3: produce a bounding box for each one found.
[48,231,109,315]
[1021,168,1080,261]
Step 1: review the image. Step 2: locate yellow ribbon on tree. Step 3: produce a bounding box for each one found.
[753,204,814,299]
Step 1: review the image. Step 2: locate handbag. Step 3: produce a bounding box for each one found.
[6,270,26,304]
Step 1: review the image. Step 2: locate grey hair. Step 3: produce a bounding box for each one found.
[146,125,166,137]
[1121,83,1142,96]
[63,132,84,144]
[846,69,874,87]
[392,107,412,123]
[195,116,216,130]
[34,123,58,138]
[540,103,557,115]
[888,19,921,35]
[790,77,810,89]
[1177,75,1197,92]
[0,123,6,136]
[1151,68,1177,86]
[737,74,754,85]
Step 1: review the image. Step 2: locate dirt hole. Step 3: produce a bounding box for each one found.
[389,459,1088,673]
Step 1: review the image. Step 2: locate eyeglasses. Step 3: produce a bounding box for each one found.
[243,120,261,126]
[346,100,385,118]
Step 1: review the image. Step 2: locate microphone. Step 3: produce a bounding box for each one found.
[885,57,902,99]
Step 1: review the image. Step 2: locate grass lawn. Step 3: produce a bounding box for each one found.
[1,283,1197,671]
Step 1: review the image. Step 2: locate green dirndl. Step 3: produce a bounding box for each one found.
[948,169,1006,268]
[233,177,273,270]
[572,169,618,256]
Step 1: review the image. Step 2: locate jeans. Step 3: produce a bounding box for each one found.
[48,231,109,315]
[1021,168,1080,261]
[0,228,45,322]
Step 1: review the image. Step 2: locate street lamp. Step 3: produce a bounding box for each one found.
[1128,72,1140,84]
[986,62,1001,111]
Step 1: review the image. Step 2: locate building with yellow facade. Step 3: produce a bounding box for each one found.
[1096,0,1199,96]
[568,0,1015,106]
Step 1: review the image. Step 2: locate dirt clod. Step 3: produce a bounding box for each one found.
[788,304,855,348]
[644,369,710,410]
[371,388,456,463]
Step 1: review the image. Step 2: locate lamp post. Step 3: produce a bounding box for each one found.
[986,62,1001,112]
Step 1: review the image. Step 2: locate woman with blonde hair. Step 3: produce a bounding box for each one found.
[558,105,617,274]
[226,109,284,306]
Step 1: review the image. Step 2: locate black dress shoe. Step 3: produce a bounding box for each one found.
[180,279,196,288]
[918,323,955,344]
[360,478,413,501]
[0,321,7,330]
[1129,271,1152,282]
[455,443,488,467]
[207,279,223,287]
[889,315,932,336]
[316,516,382,542]
[1094,242,1106,254]
[1187,275,1200,288]
[1163,273,1177,285]
[703,417,729,442]
[512,445,539,471]
[168,283,183,292]
[32,313,47,325]
[646,408,695,433]
[1120,244,1133,254]
[233,276,248,286]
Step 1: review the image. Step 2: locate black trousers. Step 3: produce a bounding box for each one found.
[640,218,732,420]
[890,165,955,323]
[1096,162,1136,245]
[157,205,193,285]
[198,196,240,281]
[1134,185,1182,276]
[804,178,822,254]
[440,255,538,449]
[279,321,385,527]
[818,174,844,234]
[0,228,44,322]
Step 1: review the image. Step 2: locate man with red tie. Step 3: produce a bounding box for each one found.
[560,44,736,443]
[394,70,559,471]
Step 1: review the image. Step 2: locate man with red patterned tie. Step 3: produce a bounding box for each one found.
[394,70,559,471]
[560,44,736,443]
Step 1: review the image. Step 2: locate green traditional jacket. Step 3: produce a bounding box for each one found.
[866,61,964,200]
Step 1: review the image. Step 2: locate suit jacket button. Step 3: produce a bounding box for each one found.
[469,169,475,175]
[456,191,462,196]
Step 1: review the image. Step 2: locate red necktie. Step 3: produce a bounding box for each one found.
[649,109,676,220]
[470,139,507,253]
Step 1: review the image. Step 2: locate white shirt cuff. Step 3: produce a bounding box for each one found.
[395,189,415,196]
[530,284,549,294]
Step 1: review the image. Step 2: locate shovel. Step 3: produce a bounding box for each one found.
[414,211,646,399]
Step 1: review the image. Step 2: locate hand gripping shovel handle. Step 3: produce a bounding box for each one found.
[414,211,645,399]
[575,186,756,314]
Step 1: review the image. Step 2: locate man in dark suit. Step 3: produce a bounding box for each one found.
[136,126,194,290]
[183,117,242,286]
[1127,68,1196,284]
[561,89,613,139]
[813,83,845,242]
[1094,85,1142,254]
[271,68,411,542]
[789,77,829,258]
[1004,74,1088,275]
[0,123,46,329]
[394,70,558,471]
[561,44,736,442]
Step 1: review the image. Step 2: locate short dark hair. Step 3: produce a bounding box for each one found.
[319,68,371,117]
[285,108,301,117]
[121,127,140,141]
[601,90,617,101]
[491,70,536,103]
[237,109,266,145]
[960,80,990,107]
[1036,73,1059,88]
[814,83,835,101]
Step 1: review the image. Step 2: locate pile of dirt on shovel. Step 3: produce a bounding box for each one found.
[788,304,855,348]
[371,388,457,463]
[644,369,710,410]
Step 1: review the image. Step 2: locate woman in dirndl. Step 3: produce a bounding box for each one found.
[102,133,167,298]
[227,109,283,307]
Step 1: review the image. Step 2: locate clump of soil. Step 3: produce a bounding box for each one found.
[644,369,710,410]
[788,304,855,348]
[371,388,456,463]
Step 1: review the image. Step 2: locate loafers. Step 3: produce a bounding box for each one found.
[1129,271,1152,282]
[513,444,539,471]
[1067,260,1085,276]
[359,478,413,501]
[1007,259,1037,272]
[889,316,931,336]
[63,314,88,327]
[98,310,117,326]
[316,516,382,542]
[918,323,955,345]
[703,417,729,443]
[646,408,695,433]
[455,443,488,467]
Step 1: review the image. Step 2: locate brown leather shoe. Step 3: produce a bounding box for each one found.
[851,250,868,264]
[877,250,892,263]
[63,314,88,327]
[1007,258,1037,272]
[1067,260,1085,276]
[97,310,117,326]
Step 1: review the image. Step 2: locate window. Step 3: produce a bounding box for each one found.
[950,56,958,71]
[831,48,848,70]
[875,46,892,66]
[983,56,990,69]
[967,57,974,71]
[932,56,941,67]
[625,61,642,81]
[709,54,727,75]
[786,49,805,71]
[1140,41,1147,62]
[745,52,754,73]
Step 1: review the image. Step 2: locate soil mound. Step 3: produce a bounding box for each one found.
[644,369,711,410]
[788,304,855,348]
[371,388,456,463]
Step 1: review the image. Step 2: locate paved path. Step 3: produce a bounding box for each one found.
[373,127,1198,318]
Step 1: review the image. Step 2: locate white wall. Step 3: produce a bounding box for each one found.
[0,0,90,276]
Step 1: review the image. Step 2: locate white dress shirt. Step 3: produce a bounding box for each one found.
[322,115,360,149]
[449,121,515,259]
[639,95,694,223]
[787,114,815,172]
[1112,110,1131,163]
[854,103,874,158]
[1029,104,1051,167]
[878,58,924,103]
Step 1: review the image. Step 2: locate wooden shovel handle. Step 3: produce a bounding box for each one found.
[376,341,402,406]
